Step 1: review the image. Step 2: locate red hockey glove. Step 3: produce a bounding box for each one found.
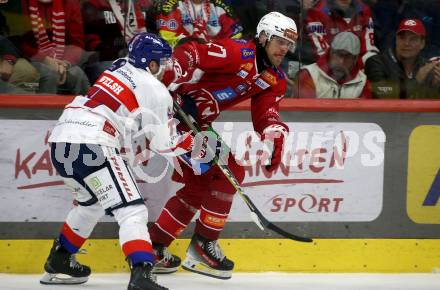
[262,124,288,172]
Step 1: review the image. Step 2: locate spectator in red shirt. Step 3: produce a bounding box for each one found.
[294,31,372,98]
[156,0,243,48]
[305,0,379,65]
[18,0,90,95]
[81,0,154,83]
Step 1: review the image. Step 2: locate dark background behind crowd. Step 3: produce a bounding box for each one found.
[1,0,440,99]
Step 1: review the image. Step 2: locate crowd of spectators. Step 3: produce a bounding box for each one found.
[0,0,440,99]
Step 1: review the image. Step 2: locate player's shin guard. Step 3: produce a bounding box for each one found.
[150,196,196,246]
[182,233,234,280]
[40,238,91,285]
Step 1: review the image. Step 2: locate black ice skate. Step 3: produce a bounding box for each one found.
[152,243,181,274]
[182,233,234,279]
[128,261,169,290]
[40,238,91,285]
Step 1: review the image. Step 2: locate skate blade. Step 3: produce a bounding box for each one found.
[40,272,89,285]
[152,266,179,274]
[182,257,232,280]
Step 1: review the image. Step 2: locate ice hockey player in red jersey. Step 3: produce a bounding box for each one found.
[148,12,298,279]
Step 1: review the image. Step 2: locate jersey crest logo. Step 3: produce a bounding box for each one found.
[235,83,248,93]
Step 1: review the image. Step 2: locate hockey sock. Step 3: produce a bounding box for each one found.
[115,205,155,265]
[122,240,155,265]
[59,203,104,253]
[195,206,229,240]
[150,196,196,246]
[59,223,87,254]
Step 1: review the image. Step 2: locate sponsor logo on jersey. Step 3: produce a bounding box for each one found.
[235,83,248,93]
[167,19,178,30]
[213,87,237,101]
[240,48,255,59]
[103,120,117,137]
[255,78,270,90]
[98,75,125,95]
[115,69,136,89]
[240,62,253,71]
[90,177,102,190]
[203,214,226,228]
[157,19,166,27]
[261,71,277,85]
[237,70,249,78]
[307,22,325,34]
[233,39,247,44]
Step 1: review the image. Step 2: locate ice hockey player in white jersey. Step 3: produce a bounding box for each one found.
[40,33,192,290]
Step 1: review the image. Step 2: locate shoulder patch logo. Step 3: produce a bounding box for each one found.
[240,48,255,60]
[261,71,277,85]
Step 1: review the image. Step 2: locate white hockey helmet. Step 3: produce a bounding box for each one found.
[256,12,298,52]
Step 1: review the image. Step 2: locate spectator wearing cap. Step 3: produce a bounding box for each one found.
[365,18,440,99]
[0,35,39,93]
[293,31,371,98]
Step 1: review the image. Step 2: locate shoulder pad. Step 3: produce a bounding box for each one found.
[107,58,127,72]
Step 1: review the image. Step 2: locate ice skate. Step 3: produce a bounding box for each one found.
[152,243,181,274]
[128,261,169,290]
[40,238,91,285]
[182,233,234,279]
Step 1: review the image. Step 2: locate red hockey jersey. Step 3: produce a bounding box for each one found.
[162,38,287,135]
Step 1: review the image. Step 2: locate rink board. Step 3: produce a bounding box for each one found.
[1,98,440,274]
[1,239,440,273]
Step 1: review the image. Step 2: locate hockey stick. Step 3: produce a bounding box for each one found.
[173,99,312,243]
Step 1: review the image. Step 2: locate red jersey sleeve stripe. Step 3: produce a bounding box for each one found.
[87,86,121,112]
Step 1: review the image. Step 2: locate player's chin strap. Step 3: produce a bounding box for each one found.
[172,99,312,243]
